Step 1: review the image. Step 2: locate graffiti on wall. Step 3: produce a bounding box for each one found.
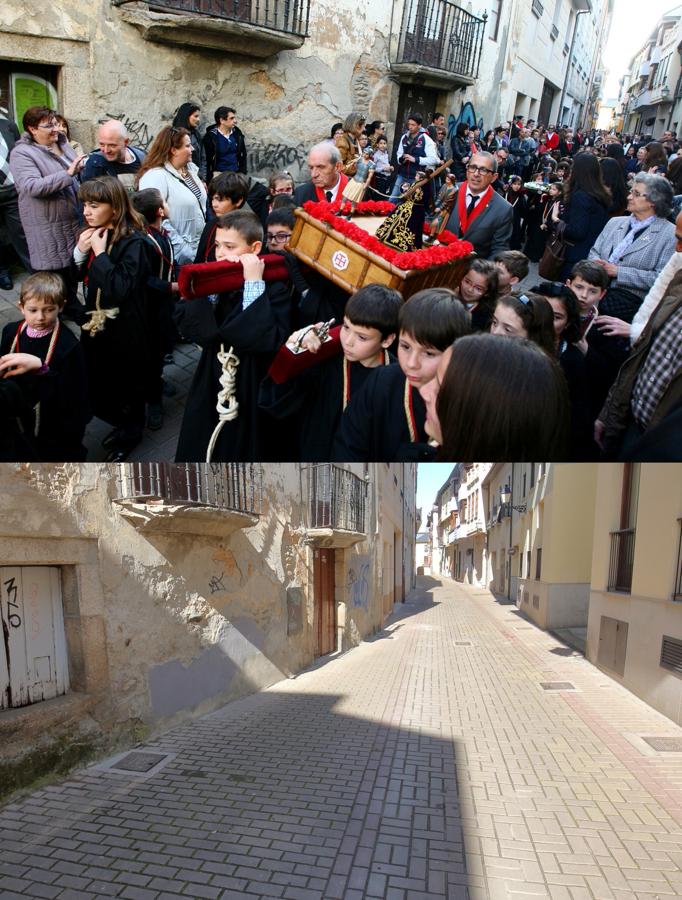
[103,113,155,151]
[99,116,307,179]
[347,556,370,609]
[447,102,485,142]
[208,571,225,594]
[246,141,308,179]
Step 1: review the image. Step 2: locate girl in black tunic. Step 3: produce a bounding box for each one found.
[75,176,153,461]
[530,281,597,460]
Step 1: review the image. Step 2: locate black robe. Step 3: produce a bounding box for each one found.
[1,322,90,461]
[77,232,153,430]
[259,350,397,461]
[332,365,428,461]
[194,221,218,264]
[143,227,177,402]
[558,342,597,461]
[175,281,291,462]
[0,374,40,461]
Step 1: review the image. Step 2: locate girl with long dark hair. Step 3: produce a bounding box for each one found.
[75,176,153,460]
[558,151,611,279]
[172,102,205,173]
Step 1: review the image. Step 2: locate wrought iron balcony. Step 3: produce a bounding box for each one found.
[114,463,262,536]
[607,528,636,593]
[113,0,309,55]
[391,0,487,89]
[305,465,367,547]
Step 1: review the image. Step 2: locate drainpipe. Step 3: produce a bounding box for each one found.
[558,8,590,126]
[507,463,514,602]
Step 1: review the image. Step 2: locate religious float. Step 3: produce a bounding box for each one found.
[177,167,474,459]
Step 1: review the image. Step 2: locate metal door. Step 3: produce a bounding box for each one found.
[313,549,336,657]
[0,567,68,709]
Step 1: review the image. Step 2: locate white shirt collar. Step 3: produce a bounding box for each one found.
[325,175,342,200]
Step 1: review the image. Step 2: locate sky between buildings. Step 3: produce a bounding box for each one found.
[416,464,455,530]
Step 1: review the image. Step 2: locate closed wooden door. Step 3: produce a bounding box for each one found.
[0,567,68,709]
[313,549,336,657]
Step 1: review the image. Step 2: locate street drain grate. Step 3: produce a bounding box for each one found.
[540,682,576,691]
[454,641,472,646]
[642,736,682,752]
[109,751,171,773]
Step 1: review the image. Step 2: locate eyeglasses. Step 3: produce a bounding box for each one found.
[461,276,487,295]
[466,165,494,175]
[629,189,648,199]
[267,232,292,244]
[36,121,58,130]
[273,186,293,194]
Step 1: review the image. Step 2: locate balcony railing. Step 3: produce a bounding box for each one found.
[607,528,636,593]
[114,0,310,37]
[117,463,262,514]
[306,465,367,535]
[393,0,487,82]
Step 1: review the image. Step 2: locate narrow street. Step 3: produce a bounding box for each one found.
[3,576,682,899]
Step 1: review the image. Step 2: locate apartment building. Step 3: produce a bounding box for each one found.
[586,463,682,724]
[0,462,416,797]
[447,463,596,630]
[619,6,682,137]
[493,0,613,128]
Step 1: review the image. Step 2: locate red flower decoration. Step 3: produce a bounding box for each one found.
[301,200,473,270]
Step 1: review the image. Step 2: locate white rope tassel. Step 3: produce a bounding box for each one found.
[206,343,240,463]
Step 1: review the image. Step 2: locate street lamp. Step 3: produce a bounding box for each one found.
[500,484,526,514]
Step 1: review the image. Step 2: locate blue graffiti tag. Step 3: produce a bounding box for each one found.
[447,101,485,142]
[348,562,370,609]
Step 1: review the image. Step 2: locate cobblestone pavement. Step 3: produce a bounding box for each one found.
[4,576,682,898]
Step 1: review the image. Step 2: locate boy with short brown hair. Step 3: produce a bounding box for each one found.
[175,210,291,461]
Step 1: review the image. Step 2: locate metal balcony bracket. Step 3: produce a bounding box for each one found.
[113,1,306,56]
[114,499,259,537]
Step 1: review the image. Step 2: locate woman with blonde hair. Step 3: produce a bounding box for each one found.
[136,125,207,263]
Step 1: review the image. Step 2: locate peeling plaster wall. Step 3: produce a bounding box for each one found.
[0,464,313,734]
[0,0,396,180]
[0,463,413,792]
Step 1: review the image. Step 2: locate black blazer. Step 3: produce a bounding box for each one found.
[293,182,318,206]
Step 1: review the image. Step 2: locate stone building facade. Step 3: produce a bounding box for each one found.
[0,461,416,798]
[0,0,610,186]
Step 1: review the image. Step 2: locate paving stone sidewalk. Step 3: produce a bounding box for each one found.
[4,576,682,899]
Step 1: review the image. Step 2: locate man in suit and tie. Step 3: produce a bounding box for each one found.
[293,143,349,206]
[446,152,513,259]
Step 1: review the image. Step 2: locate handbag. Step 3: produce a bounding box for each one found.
[538,220,572,280]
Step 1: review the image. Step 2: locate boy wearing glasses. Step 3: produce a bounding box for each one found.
[265,208,294,253]
[445,153,513,259]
